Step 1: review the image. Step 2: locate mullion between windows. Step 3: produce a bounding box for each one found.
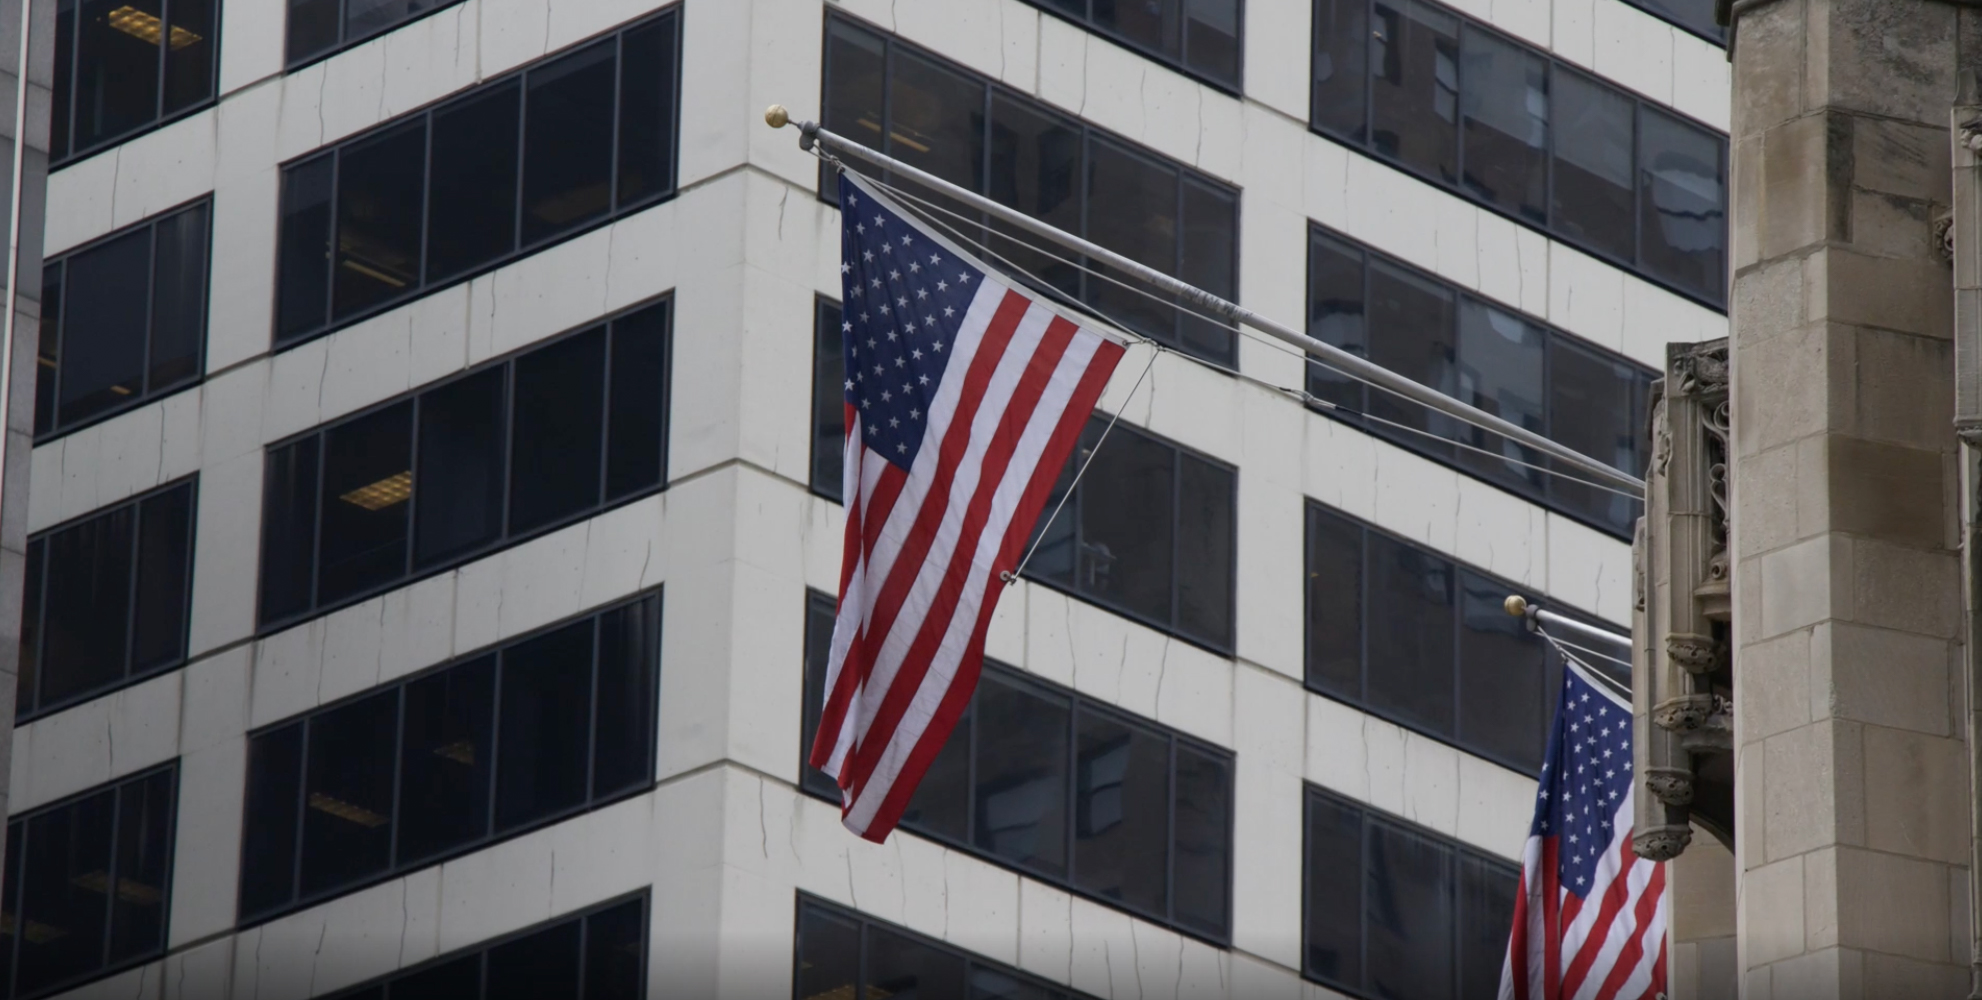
[387,686,408,869]
[584,617,602,800]
[96,787,122,971]
[1163,735,1177,925]
[119,497,143,691]
[291,719,312,910]
[139,221,158,402]
[4,815,20,999]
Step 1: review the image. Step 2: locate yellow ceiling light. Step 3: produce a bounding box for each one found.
[105,6,204,50]
[308,791,390,828]
[69,871,164,905]
[0,913,68,944]
[432,740,476,765]
[340,470,412,511]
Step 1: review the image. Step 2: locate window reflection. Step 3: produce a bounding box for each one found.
[798,897,1095,1000]
[54,0,216,162]
[798,598,1236,940]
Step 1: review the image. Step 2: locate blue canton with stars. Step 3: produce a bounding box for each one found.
[1532,666,1634,899]
[837,172,989,470]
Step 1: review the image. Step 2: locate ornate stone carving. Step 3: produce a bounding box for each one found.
[1646,767,1695,805]
[1633,826,1694,862]
[1667,632,1720,674]
[1653,694,1718,732]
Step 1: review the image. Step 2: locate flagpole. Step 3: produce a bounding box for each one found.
[764,105,1648,497]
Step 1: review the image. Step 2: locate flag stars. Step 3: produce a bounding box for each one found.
[936,280,948,291]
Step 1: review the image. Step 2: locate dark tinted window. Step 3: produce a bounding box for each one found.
[1310,0,1727,306]
[1303,786,1517,1000]
[1305,501,1578,775]
[824,16,1241,366]
[18,480,195,721]
[1015,0,1239,87]
[52,0,217,163]
[1628,0,1722,42]
[276,11,680,344]
[1304,225,1654,537]
[800,596,1234,941]
[0,767,175,1000]
[321,895,647,1000]
[240,596,660,922]
[798,897,1100,1000]
[287,0,464,67]
[37,202,210,439]
[811,300,847,499]
[1027,419,1236,651]
[259,301,670,629]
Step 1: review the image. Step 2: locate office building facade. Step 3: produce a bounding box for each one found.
[6,0,1727,996]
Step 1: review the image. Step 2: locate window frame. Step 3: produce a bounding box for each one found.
[36,197,214,443]
[51,0,221,169]
[799,592,1237,946]
[237,591,663,928]
[272,7,683,349]
[1305,222,1655,541]
[283,0,474,72]
[820,11,1244,368]
[1303,497,1625,777]
[0,764,180,1000]
[795,893,1105,1000]
[1307,0,1729,311]
[1013,0,1246,94]
[320,890,649,1000]
[1021,416,1240,655]
[17,476,199,724]
[1300,782,1520,1000]
[255,294,673,634]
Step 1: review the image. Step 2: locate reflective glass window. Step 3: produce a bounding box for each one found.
[18,480,195,721]
[823,16,1241,365]
[1304,225,1655,539]
[0,767,176,1000]
[276,11,682,344]
[1310,0,1727,307]
[1305,501,1599,775]
[321,895,647,1000]
[1303,785,1518,1000]
[798,896,1102,1000]
[287,0,459,66]
[799,603,1235,941]
[240,596,661,922]
[259,301,671,628]
[53,0,216,162]
[37,202,210,440]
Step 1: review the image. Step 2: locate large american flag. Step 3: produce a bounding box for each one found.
[1502,661,1668,1000]
[808,169,1127,842]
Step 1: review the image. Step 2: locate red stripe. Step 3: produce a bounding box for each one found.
[853,331,1120,839]
[841,313,1083,799]
[809,460,907,773]
[813,291,1030,784]
[1506,868,1532,999]
[1592,862,1665,1000]
[1560,839,1641,998]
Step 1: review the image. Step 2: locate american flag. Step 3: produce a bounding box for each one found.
[1502,661,1668,1000]
[808,169,1127,842]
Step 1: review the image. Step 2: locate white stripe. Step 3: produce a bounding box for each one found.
[821,449,893,781]
[1609,891,1669,999]
[844,324,1105,832]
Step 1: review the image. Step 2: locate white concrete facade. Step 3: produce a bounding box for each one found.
[18,0,1729,998]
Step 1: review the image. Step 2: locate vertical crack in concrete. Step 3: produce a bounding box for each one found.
[1128,923,1144,999]
[306,919,329,996]
[548,848,558,913]
[398,878,410,964]
[638,537,654,587]
[845,850,860,909]
[1154,636,1172,717]
[105,709,115,770]
[1174,932,1184,998]
[777,187,790,242]
[315,68,329,145]
[758,777,770,859]
[1102,940,1114,995]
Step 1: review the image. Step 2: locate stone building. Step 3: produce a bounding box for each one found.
[0,0,1731,999]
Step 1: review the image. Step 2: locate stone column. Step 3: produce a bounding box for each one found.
[1728,0,1970,995]
[0,0,53,879]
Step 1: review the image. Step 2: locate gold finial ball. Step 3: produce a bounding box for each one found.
[1503,594,1528,618]
[765,104,791,129]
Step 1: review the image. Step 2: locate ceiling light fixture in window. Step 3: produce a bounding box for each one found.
[308,791,389,828]
[339,470,412,511]
[104,6,204,49]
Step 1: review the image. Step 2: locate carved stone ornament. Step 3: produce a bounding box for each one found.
[1653,693,1717,732]
[1672,347,1730,398]
[1633,826,1694,862]
[1666,632,1719,674]
[1935,211,1955,266]
[1645,766,1695,805]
